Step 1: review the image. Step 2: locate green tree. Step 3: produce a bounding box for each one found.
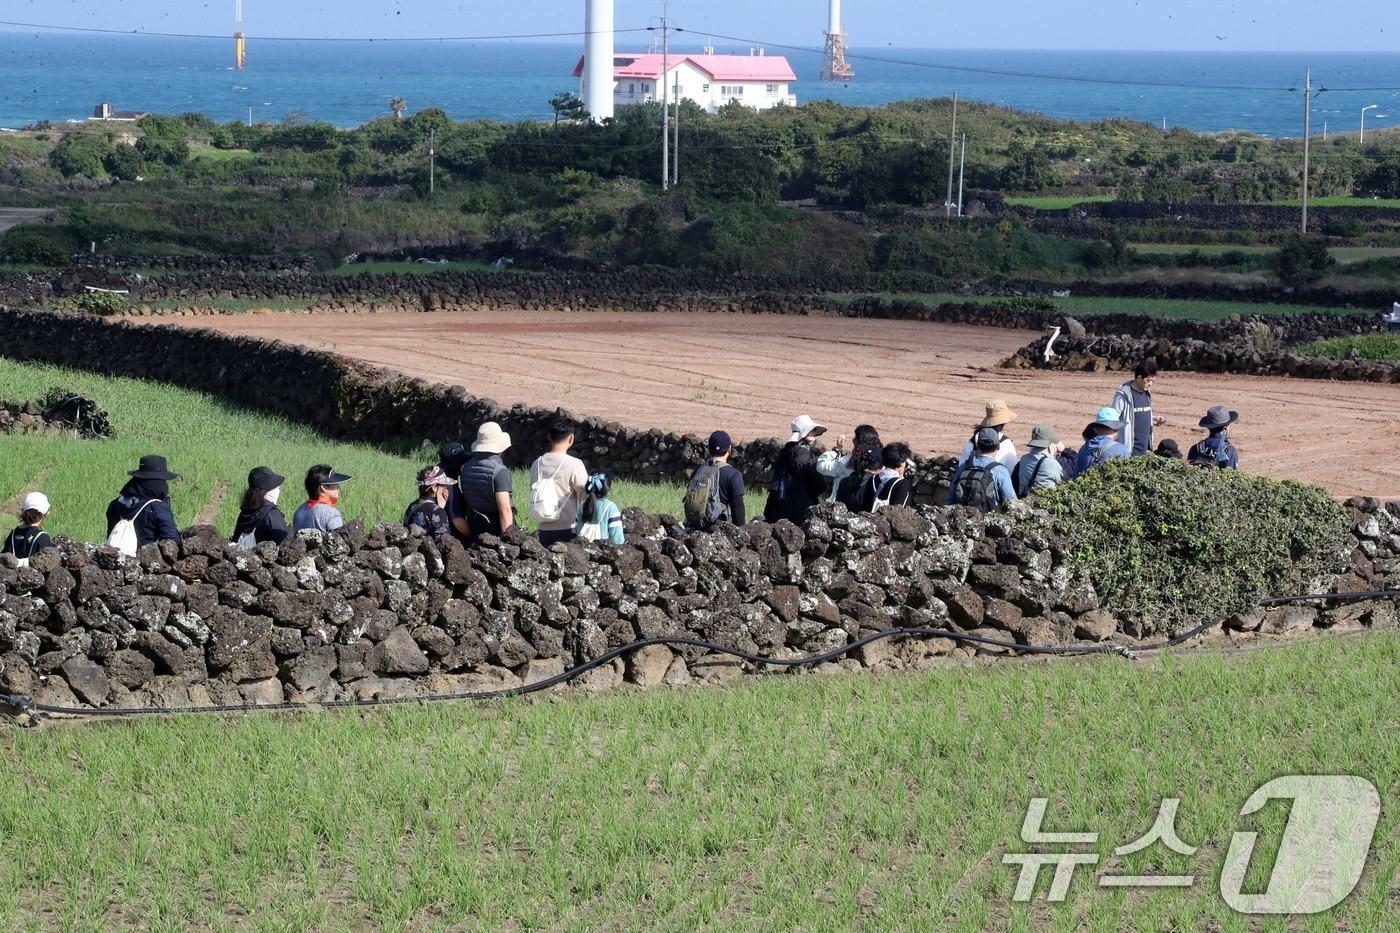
[48,135,109,178]
[549,92,588,127]
[135,136,188,168]
[103,144,145,180]
[1275,236,1335,289]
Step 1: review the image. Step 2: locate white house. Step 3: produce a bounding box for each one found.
[572,51,797,113]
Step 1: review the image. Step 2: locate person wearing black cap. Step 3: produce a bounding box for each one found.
[293,464,352,534]
[105,454,182,550]
[1188,406,1240,469]
[232,466,290,546]
[684,431,746,529]
[436,441,471,544]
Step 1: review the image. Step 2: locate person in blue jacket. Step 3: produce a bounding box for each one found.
[106,455,183,549]
[1188,406,1241,469]
[1073,408,1131,477]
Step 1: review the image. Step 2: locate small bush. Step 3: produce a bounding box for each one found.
[1029,457,1350,633]
[0,229,68,266]
[1275,235,1335,288]
[56,291,131,316]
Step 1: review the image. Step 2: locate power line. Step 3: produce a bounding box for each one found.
[0,19,649,43]
[686,30,1297,93]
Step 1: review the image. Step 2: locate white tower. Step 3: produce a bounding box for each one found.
[821,0,853,82]
[583,0,615,122]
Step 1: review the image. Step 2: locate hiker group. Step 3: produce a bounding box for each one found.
[3,360,1240,562]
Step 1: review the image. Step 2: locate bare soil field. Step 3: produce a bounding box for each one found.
[168,309,1400,498]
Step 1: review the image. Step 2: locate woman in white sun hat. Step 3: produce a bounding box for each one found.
[763,414,828,527]
[4,492,55,566]
[454,421,517,542]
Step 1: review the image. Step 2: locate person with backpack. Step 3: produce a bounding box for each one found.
[844,447,885,512]
[817,424,881,509]
[856,443,914,512]
[231,466,289,547]
[3,492,55,566]
[685,430,747,530]
[436,441,471,544]
[576,473,625,544]
[106,455,182,554]
[293,464,351,534]
[1188,406,1240,469]
[1109,359,1166,456]
[1072,408,1131,477]
[529,418,589,546]
[957,400,1019,472]
[1012,424,1065,497]
[404,465,455,542]
[455,421,515,542]
[945,428,1018,511]
[763,415,826,526]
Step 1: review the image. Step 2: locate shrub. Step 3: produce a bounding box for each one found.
[0,229,68,266]
[1298,333,1400,364]
[56,291,130,316]
[1275,235,1335,289]
[103,144,144,180]
[1029,457,1350,633]
[48,135,109,178]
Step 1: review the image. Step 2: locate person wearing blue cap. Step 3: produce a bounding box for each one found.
[1072,408,1131,477]
[684,430,747,529]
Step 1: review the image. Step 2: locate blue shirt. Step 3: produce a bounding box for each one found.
[1073,435,1129,477]
[1012,450,1065,496]
[945,454,1018,508]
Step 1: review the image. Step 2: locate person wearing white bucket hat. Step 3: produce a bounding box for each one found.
[454,421,517,541]
[4,491,55,565]
[764,414,828,526]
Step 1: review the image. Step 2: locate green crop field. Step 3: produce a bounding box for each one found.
[1002,194,1117,210]
[1,631,1395,929]
[837,291,1351,322]
[1299,332,1400,364]
[0,358,765,542]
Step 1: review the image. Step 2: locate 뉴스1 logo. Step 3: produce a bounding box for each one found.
[1003,774,1380,914]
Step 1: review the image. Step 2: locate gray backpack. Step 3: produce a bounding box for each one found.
[684,463,729,529]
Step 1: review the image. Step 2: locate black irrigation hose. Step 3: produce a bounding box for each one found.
[3,590,1397,722]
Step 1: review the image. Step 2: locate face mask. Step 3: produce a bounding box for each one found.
[265,486,281,506]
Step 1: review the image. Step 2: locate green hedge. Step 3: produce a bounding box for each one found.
[1029,457,1350,632]
[1299,333,1400,364]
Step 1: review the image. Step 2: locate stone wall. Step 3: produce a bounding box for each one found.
[3,499,1394,711]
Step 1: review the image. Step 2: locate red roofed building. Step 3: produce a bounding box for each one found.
[572,50,797,113]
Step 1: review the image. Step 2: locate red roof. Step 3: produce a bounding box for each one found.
[572,53,796,83]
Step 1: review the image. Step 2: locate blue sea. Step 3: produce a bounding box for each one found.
[2,32,1398,138]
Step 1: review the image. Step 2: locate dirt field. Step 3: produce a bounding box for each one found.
[169,309,1400,498]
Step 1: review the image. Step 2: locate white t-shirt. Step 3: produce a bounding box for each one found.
[958,437,1018,472]
[529,452,588,532]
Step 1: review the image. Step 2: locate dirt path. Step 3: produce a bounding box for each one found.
[0,208,55,235]
[163,309,1400,499]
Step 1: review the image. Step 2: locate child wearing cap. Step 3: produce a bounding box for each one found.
[1013,424,1066,497]
[404,465,455,543]
[1188,406,1240,470]
[1072,408,1131,477]
[4,492,55,564]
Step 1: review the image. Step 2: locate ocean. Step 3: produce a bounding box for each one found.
[2,32,1398,138]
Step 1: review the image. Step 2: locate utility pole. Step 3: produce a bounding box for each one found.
[1301,67,1311,234]
[660,3,670,192]
[672,74,680,186]
[428,128,436,196]
[957,133,966,218]
[944,91,958,218]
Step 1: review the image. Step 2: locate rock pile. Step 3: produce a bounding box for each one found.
[0,390,112,439]
[2,499,1394,711]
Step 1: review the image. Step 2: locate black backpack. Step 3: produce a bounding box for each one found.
[953,458,1003,512]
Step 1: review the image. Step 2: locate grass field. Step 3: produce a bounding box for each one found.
[837,291,1350,322]
[0,358,766,541]
[1129,243,1400,264]
[328,260,502,276]
[1003,194,1117,210]
[1,630,1395,929]
[1263,196,1400,208]
[1299,332,1400,364]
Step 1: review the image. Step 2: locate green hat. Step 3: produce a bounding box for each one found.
[1026,424,1061,450]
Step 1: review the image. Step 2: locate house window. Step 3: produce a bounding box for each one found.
[628,83,635,93]
[721,85,744,97]
[766,84,777,93]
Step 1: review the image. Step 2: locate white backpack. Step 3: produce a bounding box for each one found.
[529,460,567,523]
[106,499,154,557]
[235,530,258,549]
